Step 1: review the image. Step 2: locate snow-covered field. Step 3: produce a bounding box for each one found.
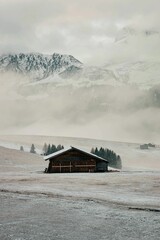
[0,136,160,239]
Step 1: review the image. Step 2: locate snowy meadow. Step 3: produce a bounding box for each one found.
[0,135,159,239]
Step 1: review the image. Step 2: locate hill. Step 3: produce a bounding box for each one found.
[0,135,159,171]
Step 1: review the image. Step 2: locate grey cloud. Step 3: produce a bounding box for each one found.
[0,0,160,62]
[0,72,160,143]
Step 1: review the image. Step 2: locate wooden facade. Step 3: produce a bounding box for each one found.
[44,147,108,173]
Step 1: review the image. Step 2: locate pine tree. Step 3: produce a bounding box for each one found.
[42,143,48,155]
[116,155,122,169]
[47,144,51,155]
[57,144,62,151]
[30,144,36,154]
[99,147,105,158]
[95,147,98,155]
[51,144,56,153]
[91,148,95,154]
[20,146,24,151]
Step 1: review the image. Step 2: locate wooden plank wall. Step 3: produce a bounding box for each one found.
[48,150,96,173]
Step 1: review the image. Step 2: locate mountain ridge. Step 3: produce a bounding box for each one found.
[0,52,83,80]
[0,51,160,89]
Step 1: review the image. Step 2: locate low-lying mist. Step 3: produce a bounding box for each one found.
[0,72,160,143]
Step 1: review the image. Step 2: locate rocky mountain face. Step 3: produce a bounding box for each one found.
[0,52,83,80]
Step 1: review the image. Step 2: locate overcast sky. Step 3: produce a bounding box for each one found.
[0,0,160,63]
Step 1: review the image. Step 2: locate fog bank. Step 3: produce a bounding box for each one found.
[0,73,160,143]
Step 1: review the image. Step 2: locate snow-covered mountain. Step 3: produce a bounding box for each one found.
[46,60,160,90]
[0,48,160,89]
[104,61,160,89]
[0,52,83,80]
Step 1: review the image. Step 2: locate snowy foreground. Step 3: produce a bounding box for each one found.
[0,137,160,239]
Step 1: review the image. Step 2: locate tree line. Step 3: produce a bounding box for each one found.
[91,147,122,169]
[42,143,64,155]
[20,143,122,169]
[20,143,64,155]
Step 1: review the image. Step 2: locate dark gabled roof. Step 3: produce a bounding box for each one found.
[44,146,109,163]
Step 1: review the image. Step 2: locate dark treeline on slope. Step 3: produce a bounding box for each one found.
[43,143,64,155]
[91,147,122,169]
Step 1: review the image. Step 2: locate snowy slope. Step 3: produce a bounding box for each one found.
[31,60,160,89]
[104,61,160,89]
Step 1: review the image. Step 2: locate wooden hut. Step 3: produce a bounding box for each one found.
[44,146,108,173]
[140,144,148,149]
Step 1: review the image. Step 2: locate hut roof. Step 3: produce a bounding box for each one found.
[44,146,109,163]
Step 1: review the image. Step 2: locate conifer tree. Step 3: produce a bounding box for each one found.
[57,144,62,151]
[42,143,48,155]
[95,147,98,155]
[47,144,51,155]
[30,144,36,154]
[51,144,56,153]
[20,146,24,151]
[91,148,95,154]
[116,155,122,169]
